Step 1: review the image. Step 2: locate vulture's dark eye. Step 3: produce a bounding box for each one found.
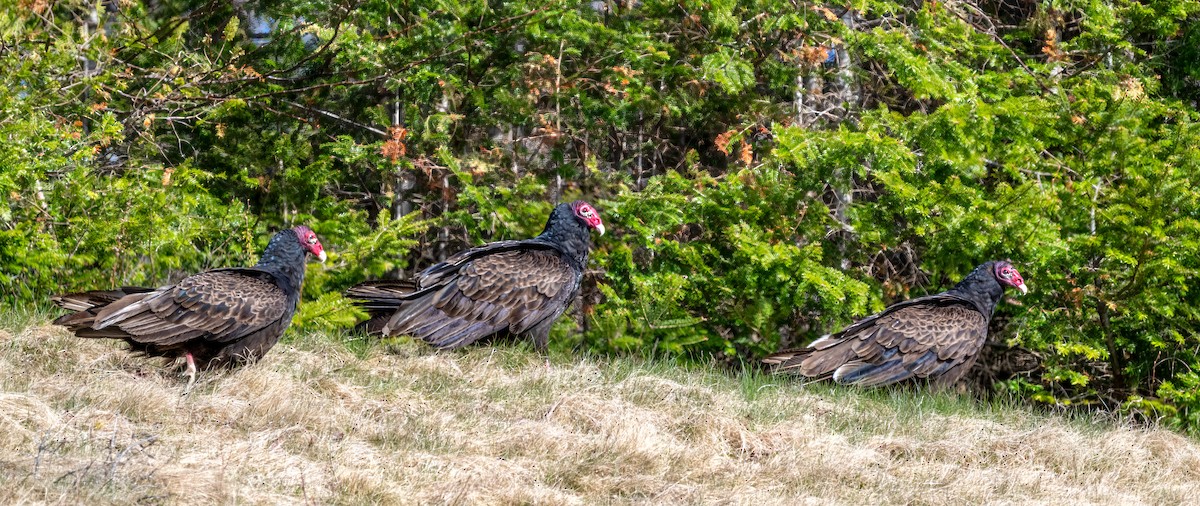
[308,235,318,244]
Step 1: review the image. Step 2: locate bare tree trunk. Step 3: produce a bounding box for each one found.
[833,10,859,115]
[794,9,860,127]
[635,110,644,189]
[392,89,415,220]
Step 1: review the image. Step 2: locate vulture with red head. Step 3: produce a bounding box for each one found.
[764,260,1028,388]
[52,226,327,392]
[348,200,605,351]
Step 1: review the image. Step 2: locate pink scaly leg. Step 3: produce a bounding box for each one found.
[182,352,197,396]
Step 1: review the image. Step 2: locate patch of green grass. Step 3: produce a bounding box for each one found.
[0,305,58,332]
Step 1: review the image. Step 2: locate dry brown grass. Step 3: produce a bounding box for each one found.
[3,313,1200,505]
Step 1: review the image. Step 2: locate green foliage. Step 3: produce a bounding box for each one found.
[5,0,1200,430]
[591,168,876,358]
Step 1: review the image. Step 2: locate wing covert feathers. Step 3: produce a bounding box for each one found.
[348,248,579,350]
[53,271,291,366]
[765,299,989,388]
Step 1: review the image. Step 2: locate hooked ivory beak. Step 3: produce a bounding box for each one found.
[318,250,328,263]
[1017,283,1028,295]
[595,223,605,236]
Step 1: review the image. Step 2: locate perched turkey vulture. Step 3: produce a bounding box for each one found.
[52,225,327,392]
[347,200,605,351]
[763,260,1027,388]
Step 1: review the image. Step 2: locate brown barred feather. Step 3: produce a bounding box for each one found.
[764,260,1024,389]
[348,202,600,352]
[52,227,322,372]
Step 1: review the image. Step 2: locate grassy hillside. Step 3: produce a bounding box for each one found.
[2,310,1199,505]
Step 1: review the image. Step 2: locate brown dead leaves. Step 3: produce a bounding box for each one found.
[715,129,756,165]
[381,126,408,163]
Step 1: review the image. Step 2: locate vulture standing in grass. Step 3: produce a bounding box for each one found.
[763,260,1028,388]
[52,225,327,392]
[348,200,604,351]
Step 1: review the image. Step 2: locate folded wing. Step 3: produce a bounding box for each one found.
[763,298,988,388]
[54,270,287,352]
[349,247,578,350]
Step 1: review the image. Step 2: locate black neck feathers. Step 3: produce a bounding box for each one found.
[255,229,309,297]
[945,261,1005,321]
[534,203,593,269]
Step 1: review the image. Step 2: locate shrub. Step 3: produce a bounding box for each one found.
[5,0,1200,429]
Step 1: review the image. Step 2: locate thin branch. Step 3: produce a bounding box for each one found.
[281,99,387,136]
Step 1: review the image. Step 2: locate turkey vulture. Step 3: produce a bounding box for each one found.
[52,225,327,392]
[763,260,1028,388]
[347,200,605,351]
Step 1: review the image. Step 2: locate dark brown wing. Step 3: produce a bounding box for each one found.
[53,287,156,314]
[345,280,419,334]
[764,298,988,388]
[414,240,534,288]
[345,280,418,299]
[56,270,288,350]
[354,248,578,350]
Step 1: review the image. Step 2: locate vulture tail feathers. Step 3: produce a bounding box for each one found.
[51,287,156,312]
[52,287,158,332]
[761,348,813,370]
[345,280,420,300]
[764,339,862,379]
